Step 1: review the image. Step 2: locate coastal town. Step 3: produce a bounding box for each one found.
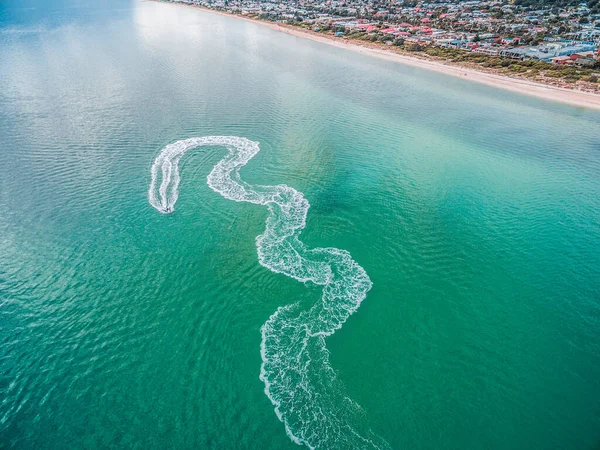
[164,0,600,91]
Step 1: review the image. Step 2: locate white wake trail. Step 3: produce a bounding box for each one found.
[149,136,389,449]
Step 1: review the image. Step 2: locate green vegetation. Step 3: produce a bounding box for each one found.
[419,46,599,83]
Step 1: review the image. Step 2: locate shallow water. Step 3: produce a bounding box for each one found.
[1,1,600,449]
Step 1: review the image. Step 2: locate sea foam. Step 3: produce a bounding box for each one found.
[149,137,389,449]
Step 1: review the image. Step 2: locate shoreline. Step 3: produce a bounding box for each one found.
[150,0,600,111]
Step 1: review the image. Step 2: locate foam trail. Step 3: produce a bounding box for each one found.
[149,137,389,449]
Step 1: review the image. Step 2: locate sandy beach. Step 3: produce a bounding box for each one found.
[153,1,600,111]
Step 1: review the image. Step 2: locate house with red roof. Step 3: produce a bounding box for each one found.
[357,24,379,32]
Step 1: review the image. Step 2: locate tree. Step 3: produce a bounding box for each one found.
[405,42,423,51]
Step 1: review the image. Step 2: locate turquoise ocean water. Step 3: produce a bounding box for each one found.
[1,1,600,448]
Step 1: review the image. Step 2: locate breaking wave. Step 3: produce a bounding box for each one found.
[149,136,388,449]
